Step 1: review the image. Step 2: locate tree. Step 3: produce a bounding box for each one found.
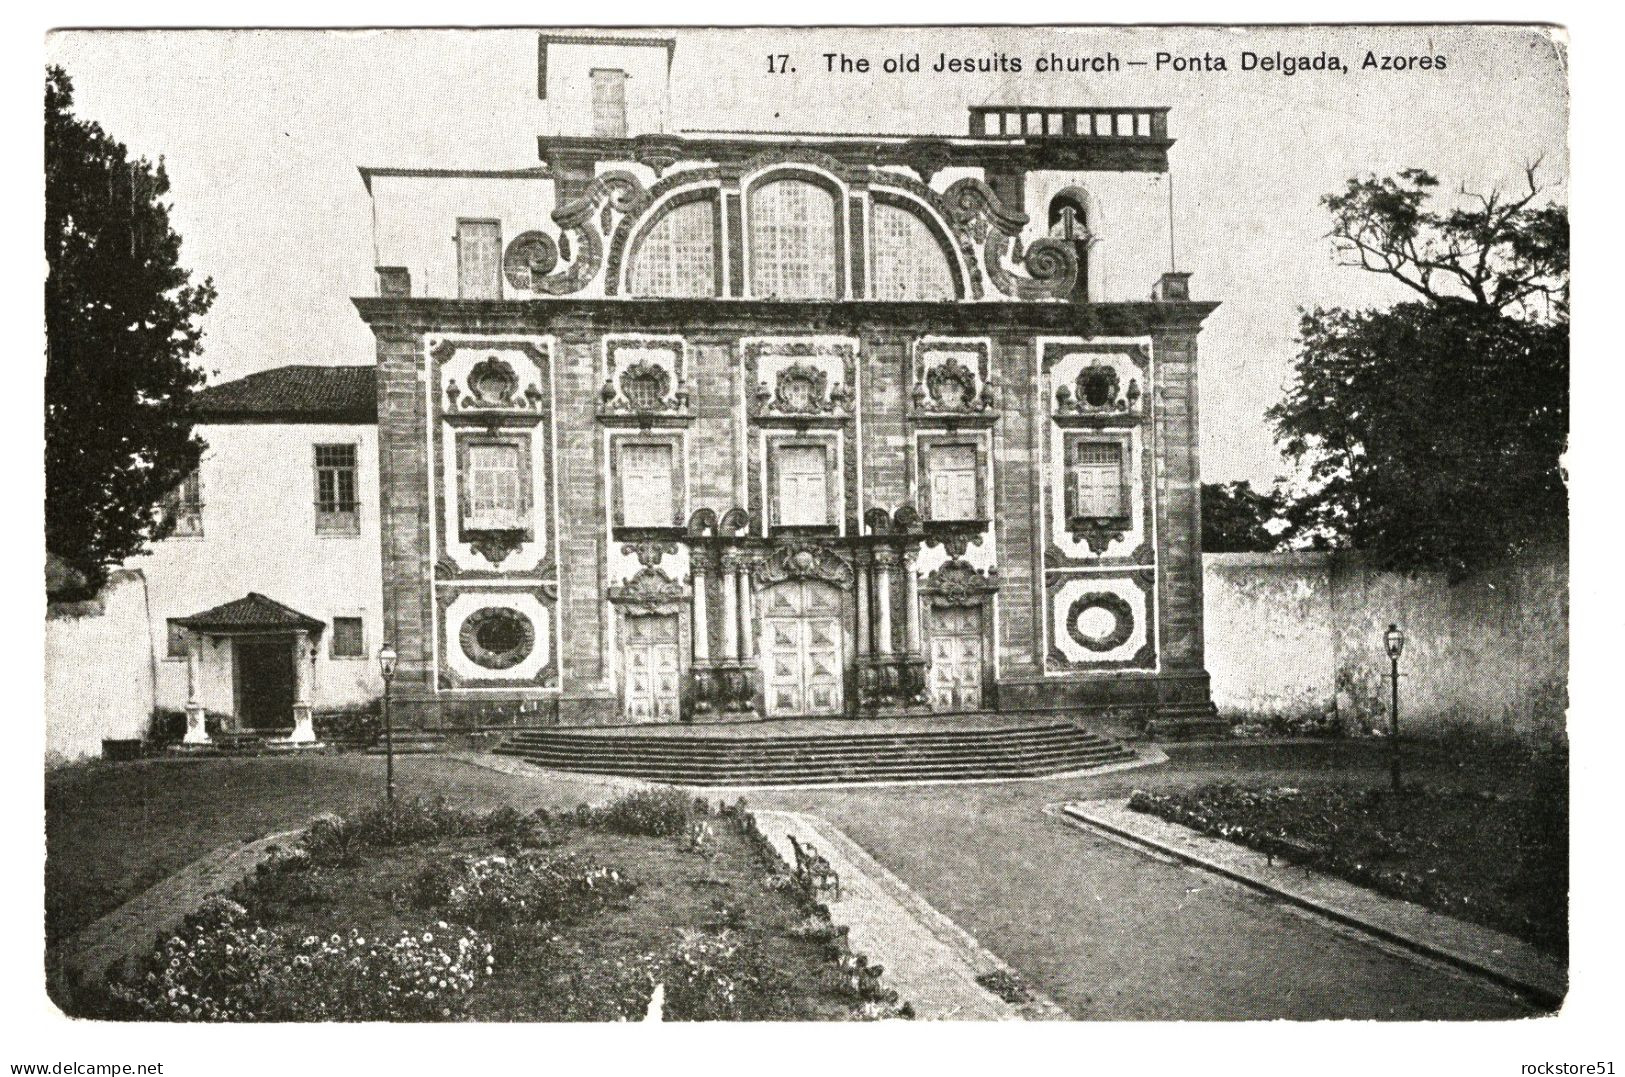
[1270,167,1567,580]
[46,67,215,598]
[1201,481,1287,553]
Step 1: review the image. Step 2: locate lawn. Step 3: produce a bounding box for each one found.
[44,754,632,947]
[1128,759,1568,955]
[86,793,898,1021]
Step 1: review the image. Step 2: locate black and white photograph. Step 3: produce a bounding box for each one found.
[16,12,1609,1073]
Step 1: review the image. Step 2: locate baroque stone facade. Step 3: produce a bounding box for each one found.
[355,70,1217,731]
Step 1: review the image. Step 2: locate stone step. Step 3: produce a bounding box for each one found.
[490,722,1139,785]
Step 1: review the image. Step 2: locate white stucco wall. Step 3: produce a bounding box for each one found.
[44,569,156,763]
[371,173,559,301]
[127,421,385,717]
[1022,169,1173,303]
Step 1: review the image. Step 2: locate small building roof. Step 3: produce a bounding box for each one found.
[194,365,376,424]
[176,592,325,635]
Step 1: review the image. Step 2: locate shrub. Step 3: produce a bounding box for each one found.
[662,929,759,1021]
[481,806,556,853]
[313,703,380,745]
[107,897,493,1021]
[583,789,707,838]
[413,851,635,928]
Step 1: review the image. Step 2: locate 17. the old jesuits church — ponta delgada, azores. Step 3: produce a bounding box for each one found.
[135,35,1221,759]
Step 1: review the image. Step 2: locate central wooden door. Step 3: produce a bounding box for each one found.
[623,614,681,723]
[762,580,844,716]
[928,606,983,711]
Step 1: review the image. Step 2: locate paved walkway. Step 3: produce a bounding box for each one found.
[754,810,1065,1020]
[51,827,304,1010]
[1064,798,1565,1007]
[746,755,1543,1020]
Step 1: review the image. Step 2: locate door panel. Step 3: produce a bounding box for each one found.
[623,615,681,723]
[762,581,844,717]
[928,607,983,711]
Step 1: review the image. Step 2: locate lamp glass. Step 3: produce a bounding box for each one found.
[378,644,399,678]
[1383,624,1404,659]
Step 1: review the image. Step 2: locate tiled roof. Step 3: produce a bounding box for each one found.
[176,592,325,634]
[194,365,375,423]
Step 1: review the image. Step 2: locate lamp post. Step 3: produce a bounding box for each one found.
[1383,623,1405,793]
[378,643,398,809]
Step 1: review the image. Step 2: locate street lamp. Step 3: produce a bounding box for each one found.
[1383,623,1405,793]
[378,643,398,809]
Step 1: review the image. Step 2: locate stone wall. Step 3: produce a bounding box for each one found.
[1203,544,1568,741]
[45,570,156,764]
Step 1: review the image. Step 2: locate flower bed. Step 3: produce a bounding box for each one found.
[96,793,909,1021]
[1127,782,1566,954]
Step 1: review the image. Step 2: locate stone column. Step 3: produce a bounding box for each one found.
[855,553,871,657]
[737,561,755,660]
[691,555,710,664]
[287,630,318,743]
[874,550,895,657]
[721,551,741,662]
[183,633,209,744]
[903,550,923,656]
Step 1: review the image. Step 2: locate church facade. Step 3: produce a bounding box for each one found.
[350,37,1220,732]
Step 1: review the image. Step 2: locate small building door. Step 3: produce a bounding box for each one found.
[235,634,297,731]
[928,606,983,711]
[623,614,681,722]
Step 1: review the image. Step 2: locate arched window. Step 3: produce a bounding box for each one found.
[871,201,956,301]
[748,178,838,299]
[628,198,718,297]
[1048,190,1092,303]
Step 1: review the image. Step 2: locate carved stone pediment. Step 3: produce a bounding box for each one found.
[1056,362,1141,416]
[752,541,852,587]
[608,565,687,616]
[922,559,1000,608]
[751,362,853,419]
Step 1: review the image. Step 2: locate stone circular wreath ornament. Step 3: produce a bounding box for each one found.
[1077,363,1121,408]
[459,606,536,670]
[502,231,559,291]
[1065,591,1134,653]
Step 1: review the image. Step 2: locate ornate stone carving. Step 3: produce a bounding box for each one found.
[467,357,520,407]
[467,530,526,566]
[502,231,559,292]
[942,177,1078,301]
[459,607,536,670]
[752,541,852,587]
[921,356,983,412]
[900,139,951,184]
[922,559,999,608]
[1064,591,1135,653]
[1067,516,1130,555]
[749,362,853,418]
[533,170,649,296]
[608,565,686,616]
[1056,363,1141,415]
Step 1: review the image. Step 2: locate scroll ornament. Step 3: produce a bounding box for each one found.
[942,177,1078,301]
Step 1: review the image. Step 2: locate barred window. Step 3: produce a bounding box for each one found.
[456,219,502,300]
[163,469,203,537]
[315,444,360,535]
[1068,440,1127,520]
[628,199,716,297]
[872,202,955,301]
[926,444,979,521]
[619,442,675,528]
[748,179,837,299]
[465,443,525,530]
[330,616,365,659]
[774,444,829,527]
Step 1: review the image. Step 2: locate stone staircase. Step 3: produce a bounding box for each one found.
[491,721,1140,786]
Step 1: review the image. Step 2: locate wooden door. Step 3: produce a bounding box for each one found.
[623,614,681,723]
[235,634,296,731]
[762,581,844,716]
[928,606,983,711]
